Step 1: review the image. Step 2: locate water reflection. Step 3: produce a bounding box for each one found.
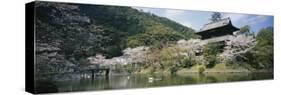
[36,72,273,93]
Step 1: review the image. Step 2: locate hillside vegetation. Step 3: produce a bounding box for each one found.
[35,2,197,74]
[34,2,273,75]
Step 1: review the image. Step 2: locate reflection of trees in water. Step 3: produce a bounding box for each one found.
[181,73,273,84]
[197,73,249,83]
[35,80,58,93]
[144,74,197,86]
[206,76,218,83]
[36,73,273,93]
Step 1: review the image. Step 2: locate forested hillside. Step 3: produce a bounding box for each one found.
[35,2,197,74]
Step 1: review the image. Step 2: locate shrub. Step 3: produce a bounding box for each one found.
[205,55,218,68]
[203,43,221,68]
[180,56,196,68]
[170,66,178,74]
[149,66,156,74]
[198,65,205,74]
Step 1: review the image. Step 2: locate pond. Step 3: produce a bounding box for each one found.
[35,72,273,93]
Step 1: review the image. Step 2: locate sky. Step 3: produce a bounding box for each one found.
[133,7,274,33]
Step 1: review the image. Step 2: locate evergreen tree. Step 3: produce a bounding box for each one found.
[210,12,222,22]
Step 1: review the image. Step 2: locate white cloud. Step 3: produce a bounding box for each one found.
[181,21,194,28]
[224,13,268,27]
[133,7,195,28]
[223,13,248,22]
[163,10,194,28]
[246,15,268,25]
[163,9,185,19]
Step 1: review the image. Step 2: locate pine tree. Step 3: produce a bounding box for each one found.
[210,12,222,22]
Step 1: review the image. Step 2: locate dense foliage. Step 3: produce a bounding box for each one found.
[35,2,196,74]
[239,25,251,34]
[203,43,222,68]
[253,27,273,69]
[34,2,273,75]
[237,27,273,69]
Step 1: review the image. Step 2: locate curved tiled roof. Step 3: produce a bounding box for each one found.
[198,17,232,33]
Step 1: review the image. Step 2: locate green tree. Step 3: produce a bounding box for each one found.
[238,27,273,69]
[255,27,273,69]
[239,25,251,34]
[203,43,222,68]
[34,2,197,74]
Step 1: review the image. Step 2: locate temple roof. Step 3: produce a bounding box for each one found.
[197,17,237,33]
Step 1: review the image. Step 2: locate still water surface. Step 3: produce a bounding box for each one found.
[36,72,273,93]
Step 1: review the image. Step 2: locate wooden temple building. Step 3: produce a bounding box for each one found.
[196,17,239,43]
